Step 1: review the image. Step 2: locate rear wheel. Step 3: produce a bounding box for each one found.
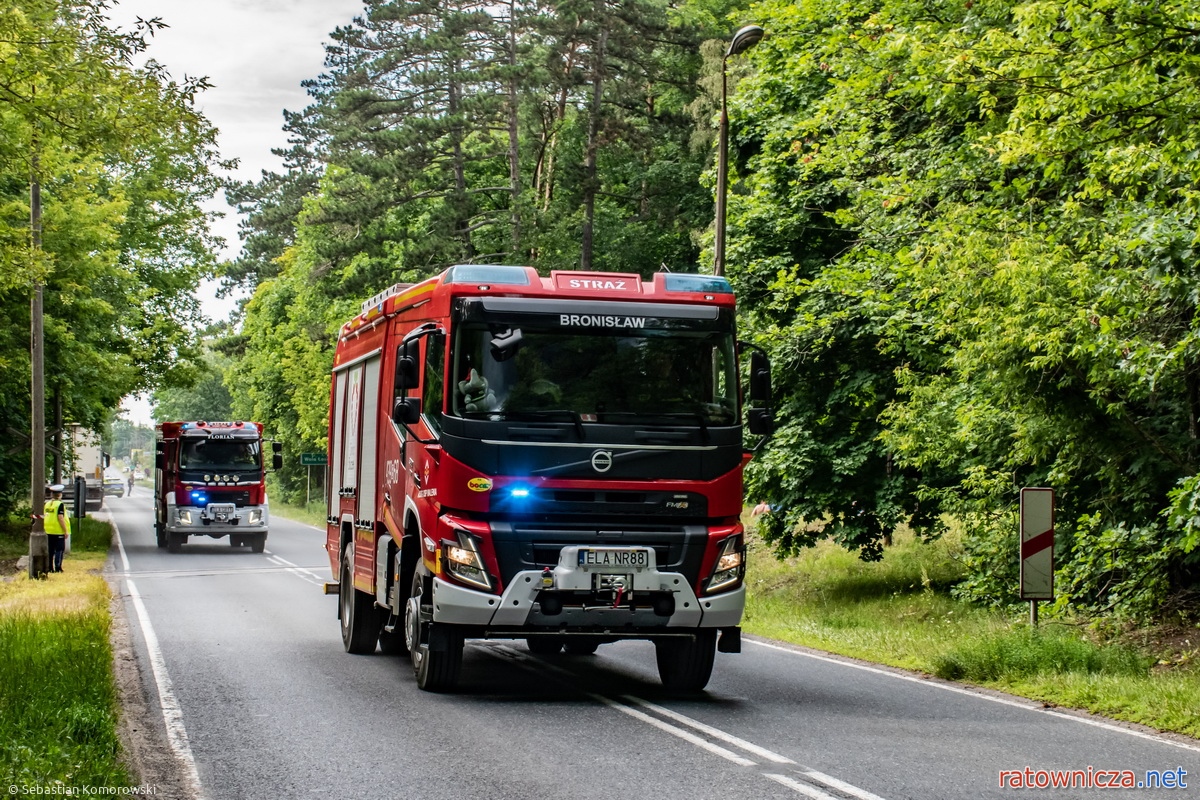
[339,548,380,654]
[405,572,463,691]
[655,629,717,694]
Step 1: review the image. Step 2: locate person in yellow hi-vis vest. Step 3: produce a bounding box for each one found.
[44,484,71,573]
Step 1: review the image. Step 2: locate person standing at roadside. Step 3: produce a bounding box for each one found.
[44,484,71,573]
[127,471,134,496]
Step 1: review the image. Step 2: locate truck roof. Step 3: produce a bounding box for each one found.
[157,421,263,439]
[340,265,735,341]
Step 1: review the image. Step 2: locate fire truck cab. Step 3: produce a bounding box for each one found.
[326,265,772,692]
[154,421,282,553]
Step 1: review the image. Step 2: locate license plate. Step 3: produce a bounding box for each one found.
[207,503,236,515]
[578,548,650,568]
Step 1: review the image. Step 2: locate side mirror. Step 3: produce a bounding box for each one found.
[393,396,421,426]
[747,407,774,437]
[272,453,283,471]
[750,350,772,405]
[154,452,164,470]
[272,441,283,453]
[395,340,420,392]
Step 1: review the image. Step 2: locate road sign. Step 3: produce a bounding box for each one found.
[1020,488,1055,601]
[300,452,327,466]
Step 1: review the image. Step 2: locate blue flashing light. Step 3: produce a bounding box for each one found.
[190,491,208,505]
[509,487,530,498]
[444,264,531,286]
[664,274,733,294]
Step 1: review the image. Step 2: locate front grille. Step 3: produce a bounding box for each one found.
[490,521,708,585]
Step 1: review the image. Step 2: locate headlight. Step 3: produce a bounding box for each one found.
[177,509,193,525]
[442,531,492,591]
[705,535,744,594]
[247,509,263,525]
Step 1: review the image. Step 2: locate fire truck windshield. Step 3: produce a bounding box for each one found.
[450,323,738,426]
[179,438,262,471]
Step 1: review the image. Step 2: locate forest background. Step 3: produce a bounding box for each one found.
[5,0,1200,623]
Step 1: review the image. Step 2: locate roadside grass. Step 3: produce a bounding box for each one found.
[743,524,1200,740]
[269,497,327,529]
[0,516,132,789]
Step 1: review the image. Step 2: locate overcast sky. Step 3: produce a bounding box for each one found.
[112,0,365,423]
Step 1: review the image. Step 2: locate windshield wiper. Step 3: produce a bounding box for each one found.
[506,410,585,439]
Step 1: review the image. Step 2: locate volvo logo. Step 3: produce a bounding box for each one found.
[591,450,614,473]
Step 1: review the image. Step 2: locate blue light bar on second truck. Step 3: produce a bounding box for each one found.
[444,264,532,286]
[663,274,733,294]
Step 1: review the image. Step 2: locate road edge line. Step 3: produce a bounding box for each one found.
[111,515,208,799]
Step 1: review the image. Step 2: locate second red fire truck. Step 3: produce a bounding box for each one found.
[325,265,772,692]
[154,421,282,553]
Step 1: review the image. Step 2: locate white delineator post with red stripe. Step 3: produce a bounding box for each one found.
[1019,488,1055,625]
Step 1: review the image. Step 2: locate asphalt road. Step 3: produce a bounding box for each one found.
[106,491,1200,800]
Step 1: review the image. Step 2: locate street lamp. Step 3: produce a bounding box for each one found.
[714,24,764,277]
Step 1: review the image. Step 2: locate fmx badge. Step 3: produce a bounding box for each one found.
[591,450,614,473]
[467,477,493,492]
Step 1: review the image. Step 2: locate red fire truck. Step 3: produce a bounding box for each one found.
[325,265,772,692]
[154,421,282,553]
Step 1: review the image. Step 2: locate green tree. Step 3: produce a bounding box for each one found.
[736,0,1200,617]
[0,0,227,512]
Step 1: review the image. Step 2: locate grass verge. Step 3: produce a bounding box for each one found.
[0,517,133,789]
[743,524,1200,739]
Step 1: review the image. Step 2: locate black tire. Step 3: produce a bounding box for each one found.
[155,522,166,549]
[166,532,184,553]
[378,620,409,657]
[404,572,463,691]
[563,638,600,656]
[250,533,267,554]
[526,637,563,655]
[655,629,717,693]
[339,548,380,654]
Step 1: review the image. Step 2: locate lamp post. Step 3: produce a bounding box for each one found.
[714,24,764,277]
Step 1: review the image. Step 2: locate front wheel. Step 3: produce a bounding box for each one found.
[563,638,601,656]
[526,637,562,655]
[404,572,463,691]
[655,629,717,694]
[339,548,380,654]
[250,533,267,554]
[155,522,166,549]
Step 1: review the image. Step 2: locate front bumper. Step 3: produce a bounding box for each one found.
[429,544,744,633]
[165,502,269,536]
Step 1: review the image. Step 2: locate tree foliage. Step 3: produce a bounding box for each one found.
[0,0,227,512]
[736,0,1200,617]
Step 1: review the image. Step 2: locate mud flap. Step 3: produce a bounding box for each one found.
[717,626,741,653]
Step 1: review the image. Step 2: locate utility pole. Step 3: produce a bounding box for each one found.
[29,147,49,579]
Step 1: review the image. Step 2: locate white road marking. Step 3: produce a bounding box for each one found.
[112,517,207,800]
[266,553,327,586]
[765,773,843,800]
[620,694,795,764]
[486,645,890,798]
[747,638,1200,754]
[804,770,890,800]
